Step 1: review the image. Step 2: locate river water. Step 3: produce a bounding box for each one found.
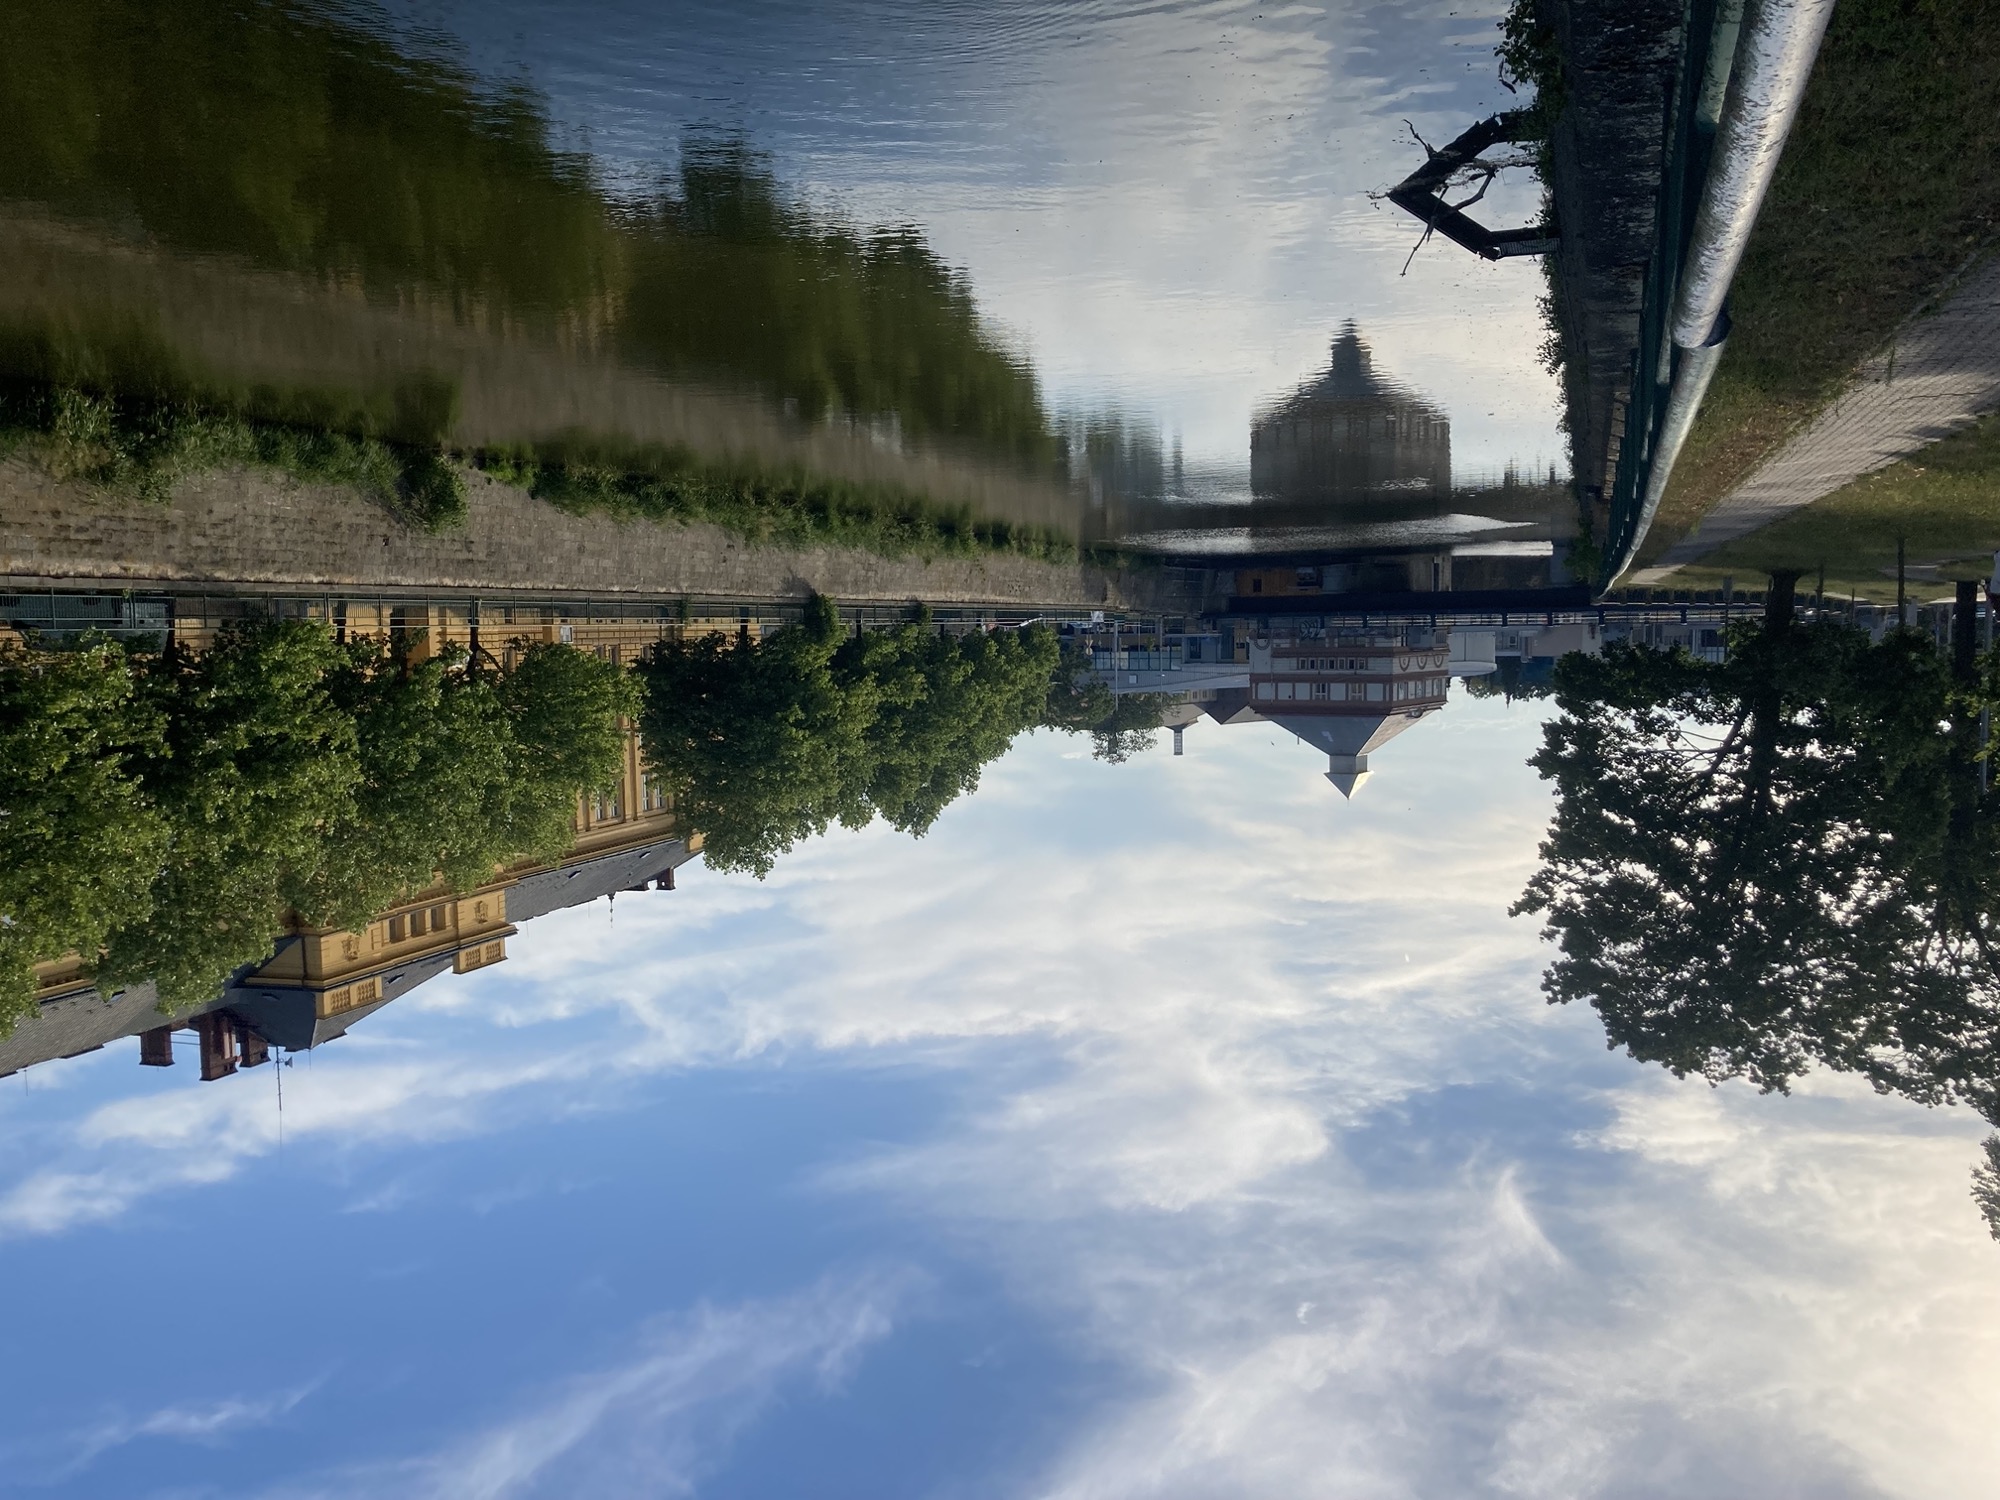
[1,4,1997,1498]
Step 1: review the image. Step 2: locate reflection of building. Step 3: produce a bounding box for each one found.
[1249,324,1451,505]
[1080,619,1489,796]
[1218,627,1455,795]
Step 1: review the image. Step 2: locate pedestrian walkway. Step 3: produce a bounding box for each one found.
[1631,253,2000,583]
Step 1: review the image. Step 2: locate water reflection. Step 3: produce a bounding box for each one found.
[1251,325,1452,509]
[6,0,2000,1495]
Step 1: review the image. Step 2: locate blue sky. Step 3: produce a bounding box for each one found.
[4,697,1999,1498]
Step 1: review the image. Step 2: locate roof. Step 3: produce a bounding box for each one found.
[507,837,696,923]
[1258,324,1445,419]
[0,836,704,1078]
[1264,710,1432,759]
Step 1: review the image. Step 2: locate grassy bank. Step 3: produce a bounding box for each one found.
[0,376,1081,565]
[474,443,1077,565]
[1669,409,2000,602]
[1639,0,2000,564]
[0,379,468,528]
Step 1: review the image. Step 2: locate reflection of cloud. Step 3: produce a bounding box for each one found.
[467,0,1562,471]
[269,1269,913,1500]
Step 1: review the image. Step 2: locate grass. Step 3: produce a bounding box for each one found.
[1669,409,2000,602]
[471,442,1079,566]
[0,379,468,529]
[0,377,1082,565]
[1639,0,2000,564]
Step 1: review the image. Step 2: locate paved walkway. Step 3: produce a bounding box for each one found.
[1631,253,2000,583]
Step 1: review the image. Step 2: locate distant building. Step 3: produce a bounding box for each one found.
[1249,324,1451,506]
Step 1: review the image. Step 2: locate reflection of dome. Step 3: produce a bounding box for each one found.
[1307,324,1390,400]
[1250,323,1451,505]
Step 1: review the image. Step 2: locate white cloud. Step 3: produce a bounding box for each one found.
[8,704,2000,1497]
[27,1385,318,1482]
[261,1268,915,1500]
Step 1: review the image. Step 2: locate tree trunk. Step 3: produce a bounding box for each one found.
[1764,570,1799,632]
[1954,579,1979,683]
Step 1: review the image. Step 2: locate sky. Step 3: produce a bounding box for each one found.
[5,697,1999,1499]
[403,0,1568,483]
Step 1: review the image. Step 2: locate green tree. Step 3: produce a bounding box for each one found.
[639,598,871,877]
[1516,577,2000,1154]
[1,619,642,1030]
[97,620,361,1009]
[853,612,1058,834]
[299,634,638,930]
[639,599,1060,876]
[0,639,166,1034]
[1038,638,1171,762]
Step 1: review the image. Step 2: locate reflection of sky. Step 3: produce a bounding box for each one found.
[394,0,1565,477]
[5,700,2000,1497]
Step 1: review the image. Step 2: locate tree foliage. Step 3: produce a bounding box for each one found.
[0,623,634,1029]
[638,599,1059,876]
[1519,580,2000,1240]
[97,621,362,1009]
[1516,580,2000,1124]
[1039,639,1171,762]
[0,640,166,1032]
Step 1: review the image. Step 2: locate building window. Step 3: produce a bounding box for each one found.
[1255,682,1275,701]
[410,908,427,937]
[388,914,407,943]
[429,903,448,930]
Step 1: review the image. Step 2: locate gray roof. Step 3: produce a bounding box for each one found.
[0,980,213,1078]
[223,945,456,1052]
[0,836,702,1077]
[506,837,696,923]
[1264,711,1431,759]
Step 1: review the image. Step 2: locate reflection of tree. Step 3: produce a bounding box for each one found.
[1460,657,1553,703]
[622,143,1059,467]
[638,599,1060,878]
[0,1,1059,470]
[0,624,634,1029]
[0,0,614,313]
[1515,577,2000,1237]
[1039,641,1172,762]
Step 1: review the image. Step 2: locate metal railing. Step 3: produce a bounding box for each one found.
[1598,0,1838,588]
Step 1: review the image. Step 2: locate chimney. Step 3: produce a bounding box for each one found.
[1172,726,1185,756]
[195,1013,238,1081]
[237,1024,270,1069]
[139,1026,176,1067]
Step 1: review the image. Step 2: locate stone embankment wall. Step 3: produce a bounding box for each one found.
[0,457,1204,613]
